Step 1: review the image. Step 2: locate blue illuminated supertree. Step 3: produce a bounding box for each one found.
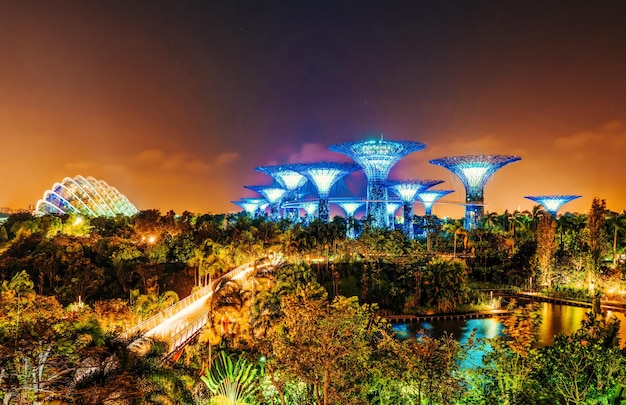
[386,201,402,229]
[329,136,426,229]
[430,155,521,229]
[336,200,364,239]
[244,185,287,222]
[299,201,318,225]
[290,162,360,222]
[524,195,581,217]
[255,165,308,220]
[388,179,444,238]
[232,198,268,217]
[417,190,454,216]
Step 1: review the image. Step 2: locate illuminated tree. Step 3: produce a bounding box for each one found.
[255,165,308,221]
[524,195,581,217]
[245,186,287,222]
[417,189,454,216]
[290,162,359,223]
[232,198,268,218]
[388,179,444,238]
[430,155,521,230]
[336,200,364,239]
[330,136,426,229]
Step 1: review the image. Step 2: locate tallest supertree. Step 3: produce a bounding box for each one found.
[429,155,521,229]
[329,136,426,228]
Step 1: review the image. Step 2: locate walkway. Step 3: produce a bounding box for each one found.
[123,256,281,356]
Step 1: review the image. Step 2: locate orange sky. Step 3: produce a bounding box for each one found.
[1,1,625,217]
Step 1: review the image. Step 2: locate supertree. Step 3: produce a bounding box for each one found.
[299,201,318,225]
[524,195,581,217]
[386,201,402,229]
[231,198,268,217]
[388,179,444,238]
[430,155,521,229]
[255,165,308,220]
[329,136,426,229]
[336,200,364,239]
[290,162,360,222]
[417,190,454,216]
[244,186,287,222]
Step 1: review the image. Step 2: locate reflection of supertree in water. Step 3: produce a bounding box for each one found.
[290,162,360,223]
[417,190,454,216]
[244,186,287,222]
[329,137,425,229]
[430,155,521,229]
[337,201,364,239]
[231,198,268,217]
[388,179,444,239]
[524,195,581,217]
[255,165,308,221]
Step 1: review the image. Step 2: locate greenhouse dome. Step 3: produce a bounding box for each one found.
[35,175,139,217]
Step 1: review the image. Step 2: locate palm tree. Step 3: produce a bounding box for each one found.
[200,351,259,405]
[605,210,626,268]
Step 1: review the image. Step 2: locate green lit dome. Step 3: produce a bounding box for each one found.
[35,175,138,217]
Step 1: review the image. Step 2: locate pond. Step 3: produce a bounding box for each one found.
[392,302,626,368]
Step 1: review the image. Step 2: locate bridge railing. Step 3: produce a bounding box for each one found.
[162,258,284,354]
[120,259,265,340]
[164,310,210,354]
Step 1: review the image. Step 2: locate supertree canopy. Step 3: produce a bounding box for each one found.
[387,179,444,238]
[244,185,287,221]
[232,198,268,217]
[255,165,308,220]
[290,162,360,222]
[386,201,402,227]
[430,155,521,229]
[417,190,454,216]
[255,165,307,191]
[336,201,364,217]
[329,136,426,229]
[35,175,138,217]
[524,195,581,217]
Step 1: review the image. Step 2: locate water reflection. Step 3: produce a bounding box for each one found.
[392,302,626,368]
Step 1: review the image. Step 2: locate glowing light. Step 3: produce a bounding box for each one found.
[329,137,425,181]
[148,235,156,244]
[329,137,426,229]
[244,186,287,204]
[232,198,267,215]
[291,163,359,198]
[388,179,444,203]
[35,175,138,217]
[417,190,454,216]
[524,195,581,216]
[255,165,307,191]
[386,202,401,215]
[430,155,520,229]
[301,202,318,215]
[337,202,363,217]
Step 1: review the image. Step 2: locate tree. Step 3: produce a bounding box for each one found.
[605,210,626,268]
[200,351,259,405]
[535,213,557,289]
[586,197,607,276]
[421,258,470,313]
[264,294,377,405]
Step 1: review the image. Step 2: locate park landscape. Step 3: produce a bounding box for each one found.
[1,196,626,404]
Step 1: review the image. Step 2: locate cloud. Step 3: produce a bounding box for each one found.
[130,149,240,173]
[286,142,347,163]
[554,120,626,149]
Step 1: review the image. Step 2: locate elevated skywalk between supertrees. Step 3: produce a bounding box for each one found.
[122,256,283,357]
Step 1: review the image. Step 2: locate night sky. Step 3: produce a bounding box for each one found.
[2,1,626,218]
